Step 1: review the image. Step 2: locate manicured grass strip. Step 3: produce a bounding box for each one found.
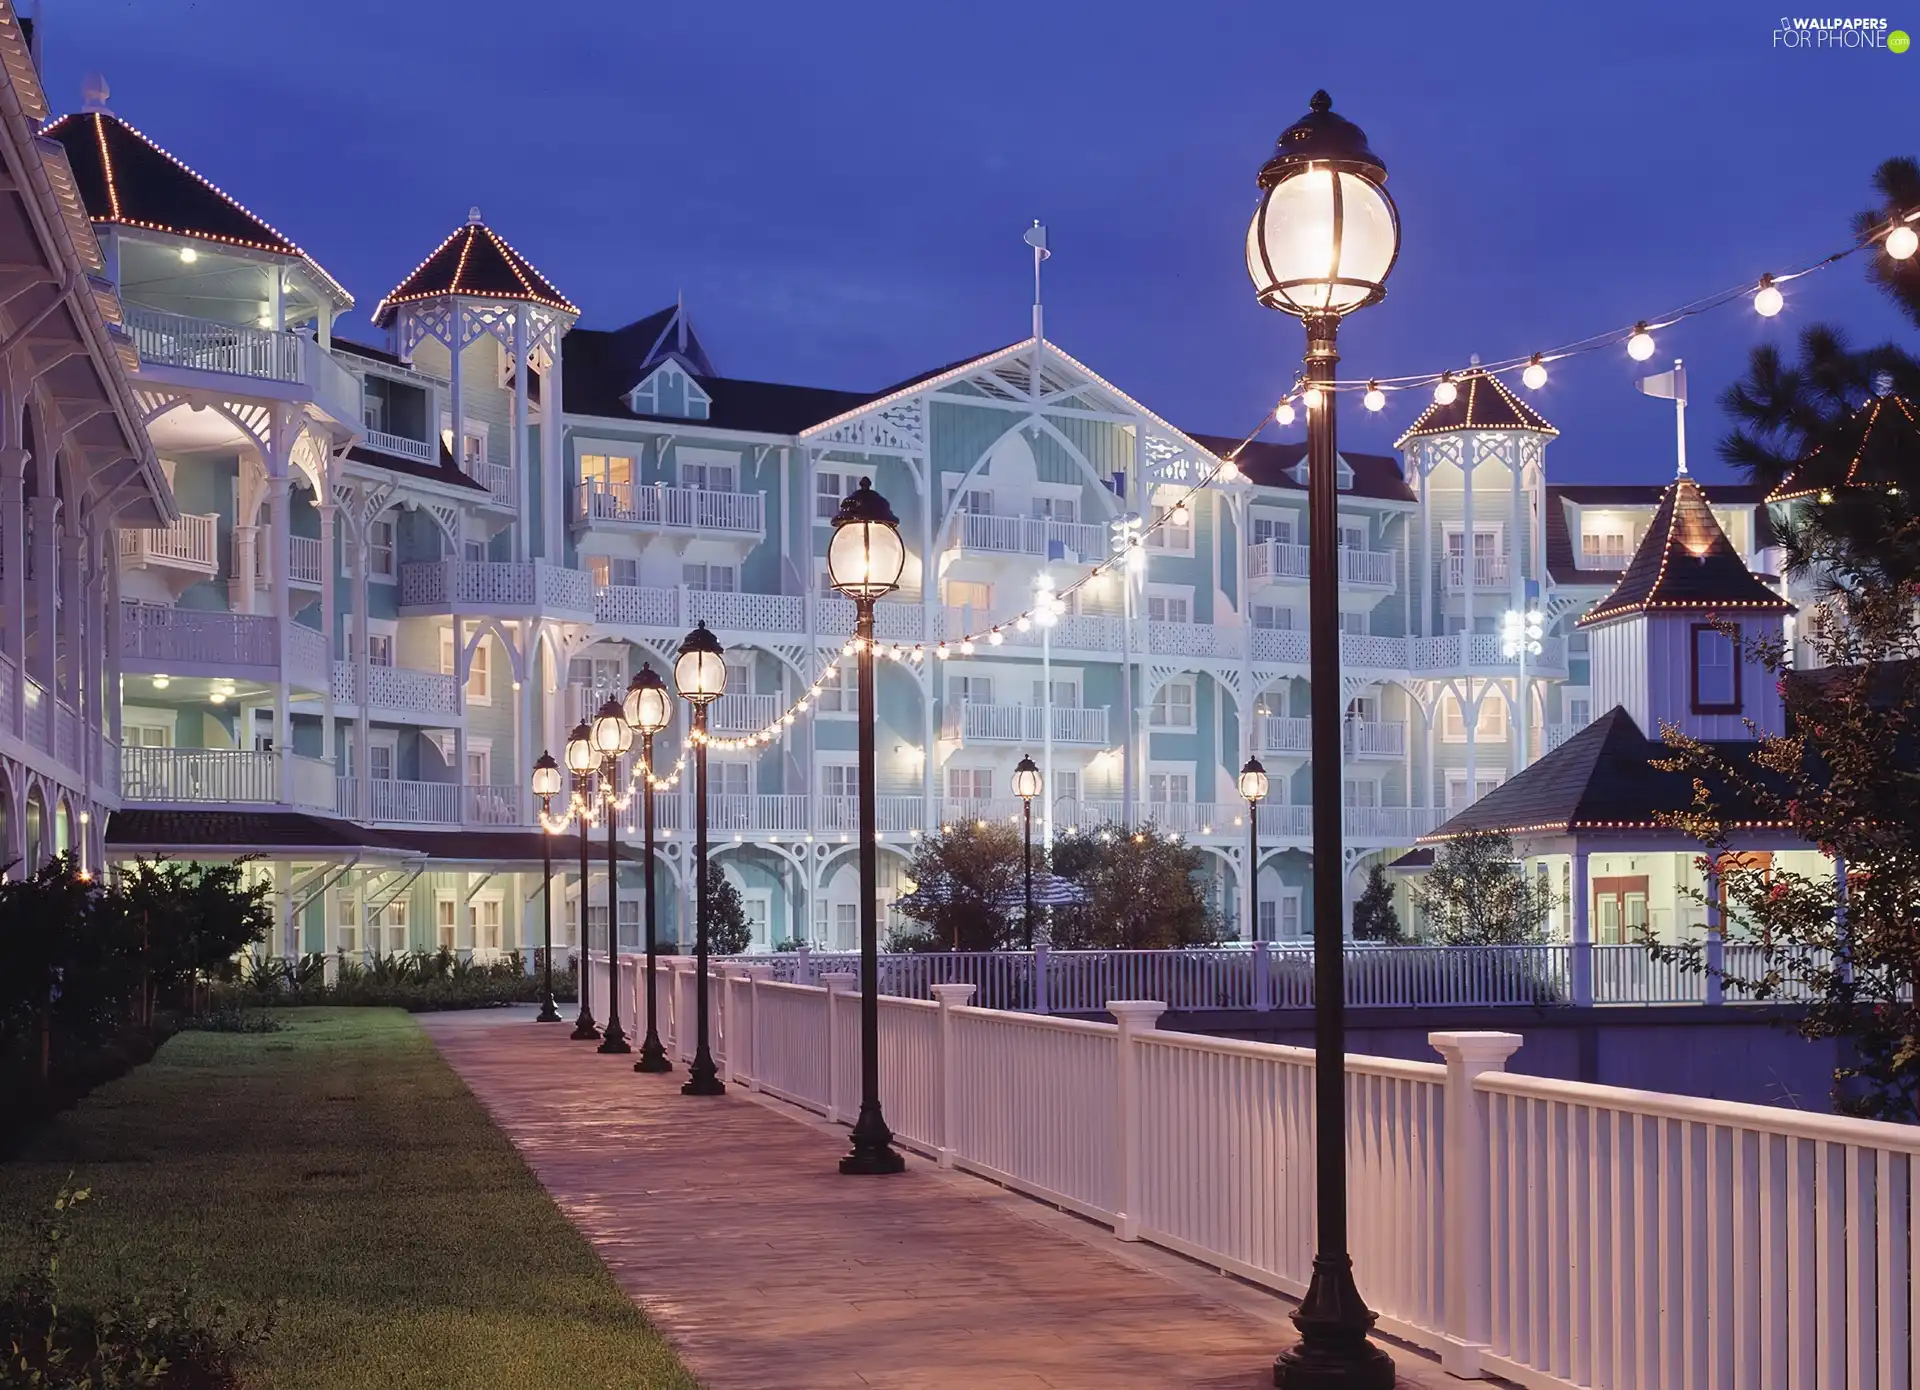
[0,1008,700,1390]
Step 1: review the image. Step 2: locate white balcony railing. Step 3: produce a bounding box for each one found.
[943,702,1110,746]
[1442,553,1511,590]
[705,793,808,832]
[124,305,361,426]
[814,795,924,835]
[1411,633,1568,672]
[362,429,435,464]
[118,512,218,576]
[120,601,278,667]
[1247,542,1394,589]
[333,662,461,716]
[1578,544,1632,571]
[711,692,780,735]
[122,746,277,804]
[574,480,765,534]
[482,463,515,505]
[1344,720,1406,757]
[465,785,522,825]
[1256,714,1312,755]
[398,560,594,616]
[955,512,1105,561]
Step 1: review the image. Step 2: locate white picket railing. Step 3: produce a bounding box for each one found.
[681,980,1920,1387]
[121,746,277,804]
[575,480,765,534]
[1256,714,1313,754]
[119,512,219,574]
[123,304,301,382]
[1443,553,1511,590]
[943,701,1110,746]
[704,793,808,832]
[956,512,1105,560]
[813,794,923,834]
[362,428,434,463]
[1248,541,1396,589]
[710,692,779,734]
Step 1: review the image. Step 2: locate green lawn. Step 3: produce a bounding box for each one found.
[0,1008,699,1389]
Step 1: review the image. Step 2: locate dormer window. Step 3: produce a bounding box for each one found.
[1690,623,1742,714]
[628,361,711,421]
[1286,459,1354,490]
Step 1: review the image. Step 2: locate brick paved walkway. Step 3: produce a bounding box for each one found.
[422,1009,1457,1390]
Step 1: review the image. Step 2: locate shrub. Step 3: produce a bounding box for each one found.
[180,1006,284,1035]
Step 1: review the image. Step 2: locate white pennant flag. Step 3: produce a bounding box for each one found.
[1636,359,1689,474]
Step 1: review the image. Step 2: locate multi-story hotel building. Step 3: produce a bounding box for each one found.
[40,75,1808,957]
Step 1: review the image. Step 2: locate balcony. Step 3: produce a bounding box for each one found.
[1442,554,1511,591]
[252,534,323,588]
[1345,720,1406,758]
[815,795,924,835]
[706,793,808,833]
[1255,715,1312,755]
[362,428,435,464]
[332,662,461,718]
[711,693,780,735]
[1147,621,1235,659]
[121,600,276,668]
[1578,544,1632,571]
[398,560,595,619]
[941,702,1110,746]
[123,305,362,426]
[574,480,765,536]
[593,584,810,634]
[1248,630,1413,670]
[339,777,524,827]
[954,512,1105,561]
[121,745,336,812]
[119,513,218,577]
[1411,632,1568,674]
[1248,541,1395,589]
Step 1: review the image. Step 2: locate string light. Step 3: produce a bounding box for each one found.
[1626,323,1656,361]
[1433,373,1458,406]
[1362,382,1385,412]
[1302,385,1323,410]
[1888,223,1919,261]
[1275,401,1296,426]
[1753,275,1783,318]
[1522,355,1548,391]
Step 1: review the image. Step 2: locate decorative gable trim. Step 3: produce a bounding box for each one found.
[628,359,711,421]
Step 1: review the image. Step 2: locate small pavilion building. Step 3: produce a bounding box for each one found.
[1414,472,1838,1002]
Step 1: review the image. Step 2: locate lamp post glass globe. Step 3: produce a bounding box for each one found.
[531,751,563,800]
[592,696,635,758]
[1238,756,1269,805]
[624,665,672,736]
[673,622,727,706]
[826,477,906,601]
[564,721,595,776]
[1011,755,1043,802]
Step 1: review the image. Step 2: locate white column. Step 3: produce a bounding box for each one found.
[1109,999,1165,1241]
[318,501,337,775]
[1571,846,1592,1006]
[1429,1029,1524,1378]
[1462,447,1475,639]
[513,309,531,562]
[276,859,295,959]
[447,307,465,480]
[0,446,28,740]
[1419,453,1432,642]
[452,618,469,823]
[268,472,292,795]
[352,515,371,821]
[1704,858,1725,1006]
[29,492,58,697]
[542,335,565,562]
[929,981,975,1165]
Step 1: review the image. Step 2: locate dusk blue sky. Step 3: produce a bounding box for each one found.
[49,0,1917,482]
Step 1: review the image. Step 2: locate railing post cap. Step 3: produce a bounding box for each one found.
[1107,999,1166,1027]
[1428,1030,1524,1066]
[821,971,857,993]
[929,982,976,1006]
[745,963,776,981]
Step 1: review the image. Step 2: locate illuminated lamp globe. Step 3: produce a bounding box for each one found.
[623,664,672,735]
[1626,324,1656,361]
[1363,383,1385,412]
[825,477,906,601]
[1237,756,1270,805]
[564,721,595,776]
[1275,401,1296,426]
[1303,385,1323,410]
[1246,91,1400,317]
[1522,357,1548,391]
[1753,278,1784,318]
[592,696,633,757]
[673,621,727,706]
[1886,223,1919,261]
[1011,755,1043,802]
[531,751,563,800]
[1433,375,1458,406]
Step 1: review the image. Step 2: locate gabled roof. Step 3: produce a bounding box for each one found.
[1418,708,1782,841]
[1542,482,1773,586]
[343,440,488,494]
[42,108,351,307]
[1577,475,1793,627]
[1187,435,1415,504]
[1395,370,1557,446]
[373,210,576,325]
[1766,392,1920,503]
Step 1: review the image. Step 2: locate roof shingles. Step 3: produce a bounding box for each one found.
[1395,370,1557,446]
[374,214,576,325]
[1577,475,1792,626]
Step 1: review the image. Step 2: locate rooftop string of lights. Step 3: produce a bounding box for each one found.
[1260,204,1920,419]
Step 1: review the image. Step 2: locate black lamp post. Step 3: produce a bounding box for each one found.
[1247,90,1399,1388]
[674,621,727,1096]
[1239,756,1269,944]
[591,697,634,1054]
[1012,754,1042,950]
[827,477,907,1176]
[531,751,564,1022]
[625,665,675,1073]
[565,721,599,1041]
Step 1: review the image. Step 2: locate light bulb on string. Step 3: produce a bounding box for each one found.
[1362,382,1385,412]
[1887,222,1918,261]
[1627,323,1656,361]
[987,629,1004,646]
[935,644,950,660]
[1433,374,1458,406]
[960,639,975,655]
[1522,355,1548,390]
[1217,458,1240,482]
[1302,386,1322,410]
[1016,616,1031,632]
[1275,401,1296,427]
[1753,276,1783,318]
[1171,499,1190,525]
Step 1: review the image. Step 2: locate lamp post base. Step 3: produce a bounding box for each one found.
[1272,1256,1396,1389]
[535,993,563,1023]
[839,1103,906,1175]
[597,1020,631,1054]
[570,1009,600,1042]
[634,1031,672,1073]
[682,1051,725,1096]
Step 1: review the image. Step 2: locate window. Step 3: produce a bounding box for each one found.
[713,761,751,797]
[469,639,492,703]
[569,656,624,690]
[465,749,490,787]
[683,562,737,592]
[680,459,736,492]
[1446,775,1504,810]
[363,394,387,435]
[1148,771,1191,804]
[367,742,394,782]
[1691,624,1741,712]
[1338,522,1368,552]
[1341,611,1368,636]
[368,519,395,579]
[817,665,850,714]
[579,454,635,489]
[1569,697,1591,728]
[463,539,487,563]
[365,632,394,667]
[337,894,359,955]
[1252,604,1294,631]
[944,579,993,613]
[947,675,994,705]
[741,894,769,949]
[587,556,640,589]
[1257,898,1277,942]
[1280,893,1303,939]
[370,898,408,955]
[1033,496,1078,524]
[1147,502,1193,552]
[1030,679,1078,708]
[820,764,856,799]
[1442,694,1507,741]
[617,897,641,949]
[1146,593,1190,624]
[1251,516,1294,546]
[1582,530,1630,566]
[436,897,457,952]
[1343,779,1380,809]
[127,722,172,748]
[833,902,858,950]
[440,416,487,472]
[946,768,994,802]
[1051,770,1079,805]
[815,470,849,522]
[1150,679,1194,728]
[723,657,754,697]
[951,487,994,515]
[470,898,504,952]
